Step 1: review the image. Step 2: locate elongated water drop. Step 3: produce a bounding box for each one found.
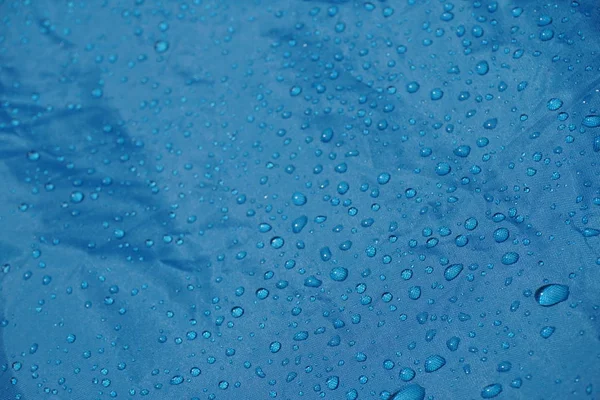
[534,284,569,307]
[391,384,426,400]
[481,383,502,398]
[582,115,600,128]
[444,263,463,281]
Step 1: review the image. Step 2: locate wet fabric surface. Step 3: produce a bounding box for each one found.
[1,0,600,399]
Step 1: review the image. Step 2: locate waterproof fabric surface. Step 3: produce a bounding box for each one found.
[1,1,600,399]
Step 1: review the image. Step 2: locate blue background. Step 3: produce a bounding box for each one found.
[1,0,599,399]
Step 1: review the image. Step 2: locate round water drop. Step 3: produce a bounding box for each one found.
[231,306,244,318]
[430,88,444,100]
[391,384,425,400]
[270,237,284,249]
[496,361,512,372]
[444,264,463,281]
[540,326,555,339]
[501,252,519,265]
[378,172,391,185]
[481,383,502,398]
[399,367,416,381]
[154,40,169,53]
[453,145,471,157]
[534,284,569,307]
[547,98,563,111]
[435,162,451,176]
[66,334,76,343]
[424,355,446,373]
[406,81,420,93]
[476,60,489,75]
[539,29,554,41]
[330,267,348,282]
[493,228,509,242]
[256,288,269,299]
[464,217,478,230]
[321,128,334,143]
[292,215,308,233]
[70,191,84,203]
[582,115,600,128]
[408,286,421,300]
[292,192,307,206]
[483,118,497,130]
[304,275,322,288]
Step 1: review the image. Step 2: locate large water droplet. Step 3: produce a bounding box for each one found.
[583,115,600,128]
[444,264,463,281]
[391,384,426,400]
[424,355,446,372]
[481,383,503,398]
[534,284,569,307]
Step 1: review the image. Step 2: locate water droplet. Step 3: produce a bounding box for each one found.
[269,341,281,353]
[399,367,416,381]
[475,60,489,75]
[289,86,302,97]
[391,384,426,400]
[493,228,510,242]
[446,336,461,351]
[292,215,308,233]
[70,191,84,203]
[424,355,446,372]
[326,375,340,390]
[304,275,322,288]
[582,228,600,238]
[292,192,307,206]
[540,326,556,339]
[444,264,463,281]
[453,145,471,157]
[582,115,600,128]
[539,29,554,41]
[270,237,284,249]
[231,306,244,318]
[496,361,512,372]
[435,162,451,176]
[154,40,169,53]
[321,128,334,143]
[330,267,348,282]
[534,284,569,307]
[481,383,503,398]
[501,252,519,265]
[483,118,498,130]
[547,98,563,111]
[430,88,444,100]
[406,81,420,93]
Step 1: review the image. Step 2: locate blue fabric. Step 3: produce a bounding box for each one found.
[1,1,599,399]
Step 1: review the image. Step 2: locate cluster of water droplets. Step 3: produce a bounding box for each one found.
[1,0,599,399]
